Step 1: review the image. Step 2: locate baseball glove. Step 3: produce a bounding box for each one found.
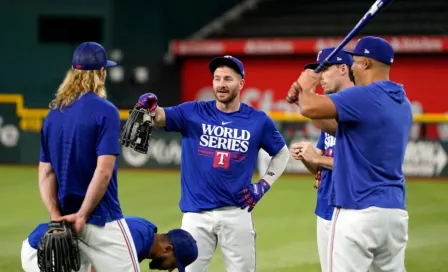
[37,220,81,272]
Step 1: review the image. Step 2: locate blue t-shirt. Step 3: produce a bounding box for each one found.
[315,131,336,221]
[328,81,413,210]
[164,101,286,212]
[40,92,123,226]
[27,216,157,263]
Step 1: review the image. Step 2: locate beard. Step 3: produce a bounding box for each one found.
[213,87,238,104]
[149,258,165,270]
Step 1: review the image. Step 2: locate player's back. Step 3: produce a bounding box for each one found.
[124,216,157,262]
[41,92,122,224]
[330,81,413,210]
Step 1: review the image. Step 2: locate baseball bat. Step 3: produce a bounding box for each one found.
[314,0,394,73]
[286,0,394,103]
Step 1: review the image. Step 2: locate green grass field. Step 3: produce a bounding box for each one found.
[1,165,448,272]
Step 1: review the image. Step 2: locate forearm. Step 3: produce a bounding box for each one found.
[301,159,319,174]
[312,119,337,136]
[261,145,290,186]
[38,162,60,219]
[77,165,113,219]
[314,155,333,170]
[299,90,322,118]
[154,107,166,127]
[298,89,337,119]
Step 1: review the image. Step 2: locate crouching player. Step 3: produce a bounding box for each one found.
[21,216,198,272]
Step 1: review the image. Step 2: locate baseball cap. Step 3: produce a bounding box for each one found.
[209,55,245,78]
[72,42,117,70]
[304,47,353,70]
[345,36,394,65]
[168,229,198,272]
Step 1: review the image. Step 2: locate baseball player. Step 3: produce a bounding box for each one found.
[289,36,412,272]
[289,47,354,272]
[38,42,140,271]
[21,216,198,272]
[134,55,290,271]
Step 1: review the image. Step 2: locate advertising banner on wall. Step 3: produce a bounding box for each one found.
[0,104,447,178]
[257,138,448,178]
[171,36,448,56]
[180,56,448,139]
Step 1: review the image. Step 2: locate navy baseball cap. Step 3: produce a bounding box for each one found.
[304,47,353,70]
[345,36,394,65]
[209,55,245,78]
[72,42,117,70]
[168,229,198,272]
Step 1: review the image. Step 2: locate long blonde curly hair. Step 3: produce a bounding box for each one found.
[50,68,107,110]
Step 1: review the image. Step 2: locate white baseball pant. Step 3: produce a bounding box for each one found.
[22,219,140,272]
[181,206,256,272]
[317,216,332,272]
[328,207,408,272]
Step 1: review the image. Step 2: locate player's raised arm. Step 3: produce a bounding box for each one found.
[312,119,338,136]
[295,71,338,119]
[288,83,338,135]
[297,69,375,123]
[136,93,166,126]
[134,93,195,131]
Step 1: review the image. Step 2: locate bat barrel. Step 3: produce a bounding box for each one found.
[313,0,394,73]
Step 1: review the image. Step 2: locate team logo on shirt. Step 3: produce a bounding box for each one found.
[199,123,251,169]
[324,133,336,158]
[315,133,336,189]
[324,133,336,150]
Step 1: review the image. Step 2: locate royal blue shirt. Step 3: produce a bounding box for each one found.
[28,216,157,263]
[164,101,286,212]
[328,81,413,210]
[40,92,123,226]
[315,131,336,221]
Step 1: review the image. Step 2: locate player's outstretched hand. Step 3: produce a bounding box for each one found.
[137,93,158,113]
[237,179,271,212]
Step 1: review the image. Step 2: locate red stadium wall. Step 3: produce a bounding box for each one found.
[180,55,448,139]
[180,55,448,114]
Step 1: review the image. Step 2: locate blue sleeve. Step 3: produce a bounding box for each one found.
[96,104,121,156]
[328,86,373,123]
[28,223,49,249]
[261,114,286,156]
[39,120,49,163]
[316,131,325,151]
[164,102,197,134]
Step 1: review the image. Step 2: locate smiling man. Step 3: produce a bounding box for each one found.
[129,55,290,272]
